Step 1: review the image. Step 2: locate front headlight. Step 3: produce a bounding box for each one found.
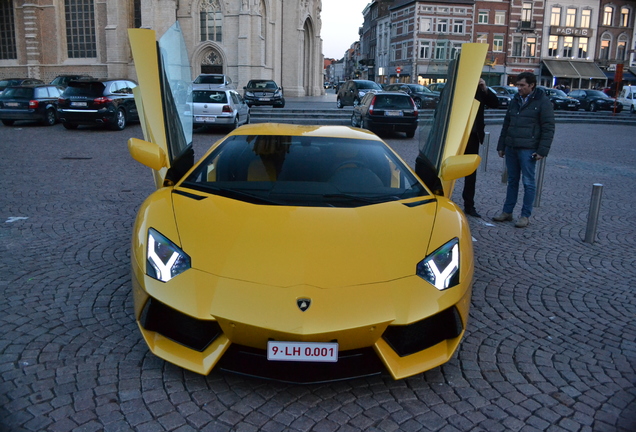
[245,91,254,97]
[416,238,459,290]
[146,228,191,282]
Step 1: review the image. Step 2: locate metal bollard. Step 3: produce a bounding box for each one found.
[584,184,604,244]
[534,157,546,207]
[480,132,490,172]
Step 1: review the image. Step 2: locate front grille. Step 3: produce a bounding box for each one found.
[139,297,221,352]
[382,306,464,357]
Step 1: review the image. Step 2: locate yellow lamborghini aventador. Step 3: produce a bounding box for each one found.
[127,23,487,382]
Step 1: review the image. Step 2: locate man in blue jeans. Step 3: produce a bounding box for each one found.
[493,72,555,228]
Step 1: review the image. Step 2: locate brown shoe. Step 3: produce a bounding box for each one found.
[515,216,529,228]
[492,212,513,222]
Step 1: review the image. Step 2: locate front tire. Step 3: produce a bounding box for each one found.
[589,102,597,112]
[336,98,343,109]
[414,98,422,109]
[631,105,635,114]
[405,128,416,138]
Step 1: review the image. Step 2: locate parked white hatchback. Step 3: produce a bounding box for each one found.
[192,86,250,130]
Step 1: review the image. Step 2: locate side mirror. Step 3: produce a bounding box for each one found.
[128,137,168,171]
[439,154,481,182]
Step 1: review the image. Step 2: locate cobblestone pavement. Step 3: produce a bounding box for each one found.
[0,119,634,432]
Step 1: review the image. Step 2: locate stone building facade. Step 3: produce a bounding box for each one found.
[0,0,324,97]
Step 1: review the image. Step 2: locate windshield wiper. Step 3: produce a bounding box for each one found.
[180,182,283,205]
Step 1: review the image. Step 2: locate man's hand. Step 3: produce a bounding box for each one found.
[478,78,488,92]
[498,150,505,158]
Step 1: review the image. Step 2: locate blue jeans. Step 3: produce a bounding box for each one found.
[503,147,537,218]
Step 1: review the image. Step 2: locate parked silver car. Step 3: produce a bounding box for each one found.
[192,86,250,130]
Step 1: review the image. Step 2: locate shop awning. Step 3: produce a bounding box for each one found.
[604,69,636,82]
[542,60,606,79]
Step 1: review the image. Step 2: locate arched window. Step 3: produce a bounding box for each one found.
[600,34,611,60]
[620,7,631,27]
[0,0,17,60]
[617,34,628,60]
[200,0,222,42]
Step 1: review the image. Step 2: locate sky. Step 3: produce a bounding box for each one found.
[321,0,369,59]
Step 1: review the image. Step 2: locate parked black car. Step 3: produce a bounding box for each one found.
[489,86,514,109]
[539,87,580,111]
[0,84,64,126]
[426,82,446,93]
[50,74,93,89]
[383,83,439,109]
[337,79,382,108]
[350,91,418,138]
[568,89,622,112]
[0,78,45,95]
[243,79,285,108]
[57,78,139,130]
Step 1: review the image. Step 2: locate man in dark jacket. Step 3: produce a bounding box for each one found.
[493,72,555,228]
[462,78,499,218]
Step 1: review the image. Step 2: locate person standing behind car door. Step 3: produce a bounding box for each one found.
[493,72,555,228]
[462,78,499,218]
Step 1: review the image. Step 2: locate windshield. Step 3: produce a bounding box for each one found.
[0,87,33,98]
[247,80,277,89]
[408,84,431,93]
[182,135,428,207]
[587,90,609,98]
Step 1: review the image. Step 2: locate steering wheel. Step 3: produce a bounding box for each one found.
[333,160,367,171]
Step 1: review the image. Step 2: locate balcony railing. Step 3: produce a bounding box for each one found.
[518,20,536,31]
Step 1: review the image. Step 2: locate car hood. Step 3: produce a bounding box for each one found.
[172,191,437,288]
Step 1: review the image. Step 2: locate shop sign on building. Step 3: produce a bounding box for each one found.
[550,26,594,38]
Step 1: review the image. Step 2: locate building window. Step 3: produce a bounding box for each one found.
[603,6,614,26]
[396,21,404,36]
[437,7,449,14]
[451,43,462,60]
[512,36,522,56]
[617,35,628,60]
[435,41,447,60]
[477,34,488,45]
[133,0,141,28]
[566,8,576,27]
[581,9,591,28]
[495,11,506,25]
[436,19,448,33]
[563,37,573,58]
[200,0,222,42]
[452,19,464,34]
[65,0,97,58]
[548,35,558,57]
[420,17,432,32]
[493,35,503,52]
[599,35,610,60]
[550,6,561,26]
[0,0,17,60]
[620,7,630,27]
[419,41,431,59]
[526,37,536,57]
[522,2,533,23]
[478,11,488,24]
[577,38,588,58]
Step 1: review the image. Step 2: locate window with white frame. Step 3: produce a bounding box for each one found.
[478,11,488,24]
[548,36,558,57]
[420,17,432,32]
[526,37,536,57]
[437,7,449,14]
[420,41,431,59]
[0,0,16,60]
[437,18,448,33]
[566,8,576,27]
[493,35,503,52]
[451,42,462,59]
[581,9,591,28]
[512,36,522,56]
[435,41,447,60]
[620,7,630,27]
[522,2,532,23]
[550,6,561,26]
[396,20,404,36]
[563,37,573,57]
[455,8,467,15]
[495,11,506,25]
[477,34,488,45]
[603,6,614,26]
[65,0,97,58]
[453,19,464,34]
[577,38,588,58]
